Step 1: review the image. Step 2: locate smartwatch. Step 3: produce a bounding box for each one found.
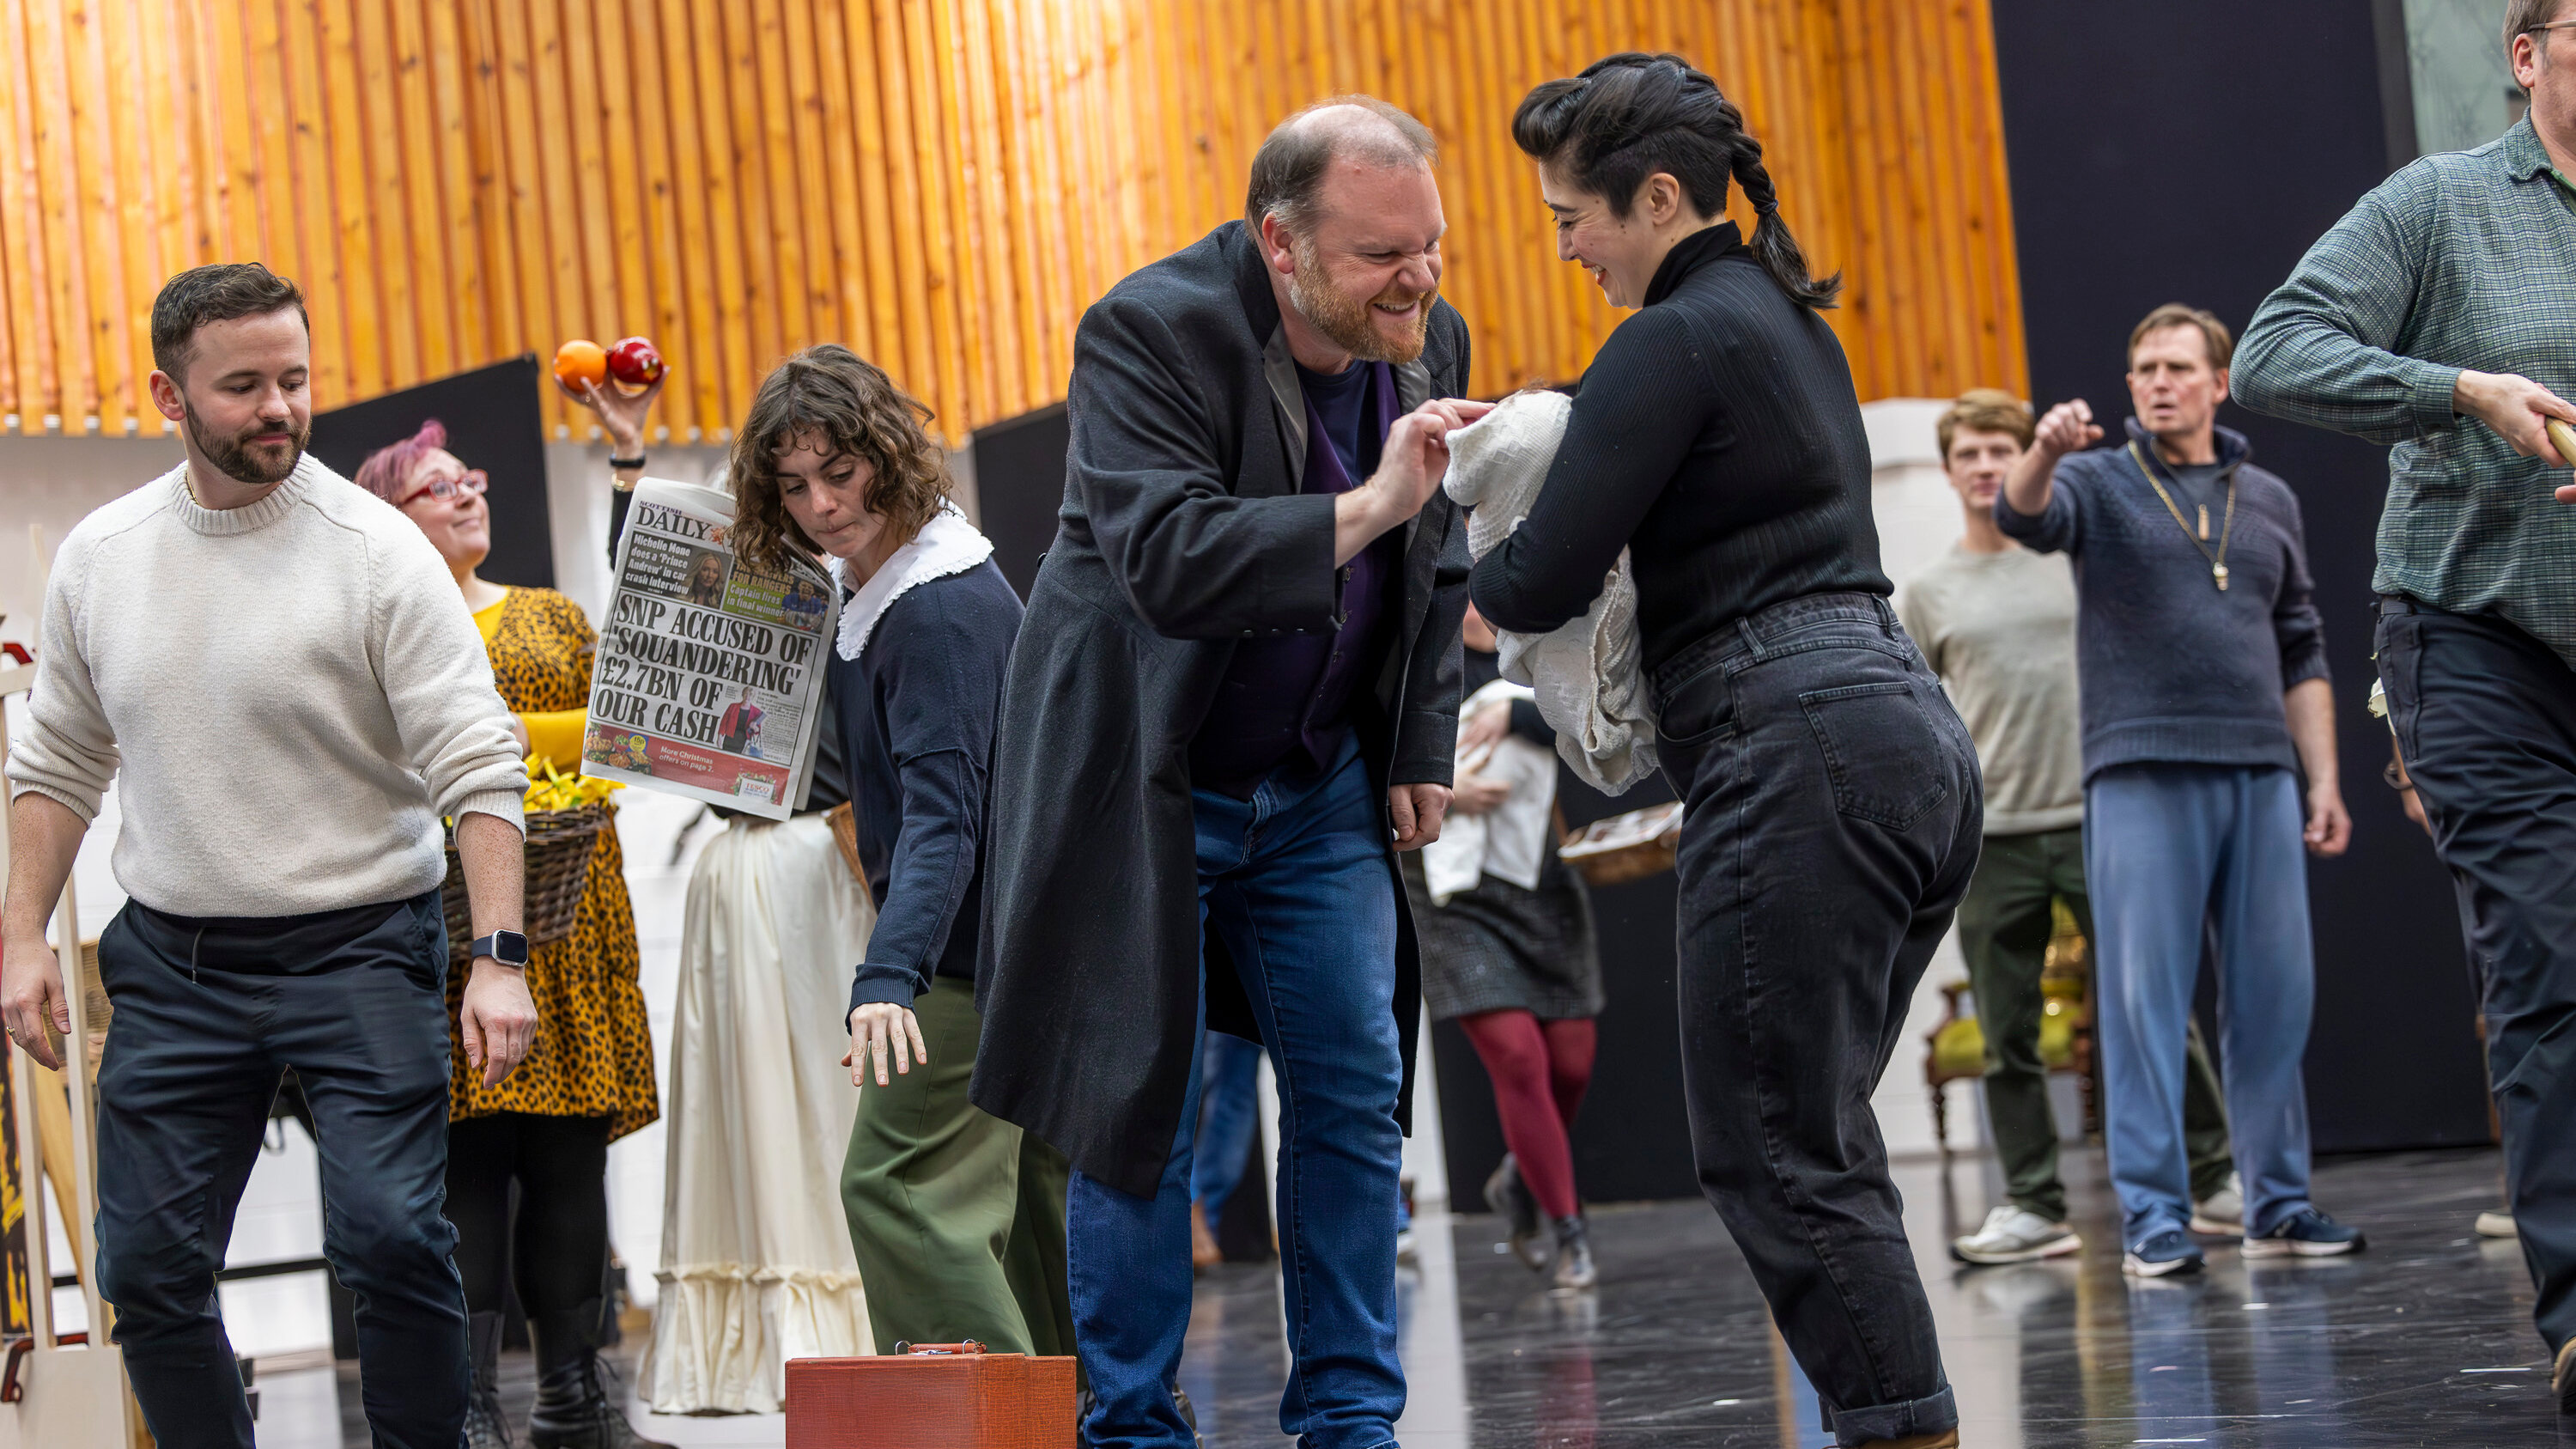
[469,930,531,967]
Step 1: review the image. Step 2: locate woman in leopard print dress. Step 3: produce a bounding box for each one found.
[359,420,664,1449]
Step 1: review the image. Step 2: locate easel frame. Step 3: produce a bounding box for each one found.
[0,528,147,1449]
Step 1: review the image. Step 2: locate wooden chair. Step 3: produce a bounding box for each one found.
[1924,901,2099,1160]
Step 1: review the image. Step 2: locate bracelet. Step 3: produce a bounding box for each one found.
[609,453,646,470]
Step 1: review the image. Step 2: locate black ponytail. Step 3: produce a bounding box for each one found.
[1510,52,1842,311]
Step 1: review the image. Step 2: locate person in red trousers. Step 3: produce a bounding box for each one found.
[1402,603,1605,1288]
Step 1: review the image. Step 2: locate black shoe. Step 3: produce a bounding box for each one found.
[1078,1385,1200,1448]
[528,1300,674,1449]
[1549,1214,1596,1289]
[466,1311,513,1449]
[1484,1154,1549,1270]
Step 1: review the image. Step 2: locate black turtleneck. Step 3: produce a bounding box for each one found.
[1469,222,1888,673]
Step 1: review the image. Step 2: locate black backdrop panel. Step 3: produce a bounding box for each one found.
[968,398,1706,1202]
[1431,764,1700,1208]
[307,355,554,589]
[970,402,1069,598]
[1990,0,2490,1151]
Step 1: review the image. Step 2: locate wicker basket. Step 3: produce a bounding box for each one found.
[1557,801,1684,887]
[440,801,614,964]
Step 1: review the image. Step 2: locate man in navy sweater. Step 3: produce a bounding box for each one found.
[1998,303,2360,1278]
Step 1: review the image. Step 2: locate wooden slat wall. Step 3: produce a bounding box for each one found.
[0,0,2025,442]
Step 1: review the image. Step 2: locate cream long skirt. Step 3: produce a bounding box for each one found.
[642,813,876,1413]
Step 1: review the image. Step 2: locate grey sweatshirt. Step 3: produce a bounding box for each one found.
[1995,418,2329,782]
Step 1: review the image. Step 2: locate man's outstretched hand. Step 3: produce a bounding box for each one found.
[1337,399,1496,564]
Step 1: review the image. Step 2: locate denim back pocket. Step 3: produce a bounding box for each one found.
[1656,661,1736,748]
[1799,679,1948,829]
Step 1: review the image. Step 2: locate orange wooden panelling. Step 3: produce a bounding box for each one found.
[0,0,2024,441]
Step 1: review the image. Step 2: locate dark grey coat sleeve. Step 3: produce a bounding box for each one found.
[1390,490,1469,788]
[1069,294,1343,639]
[1386,323,1473,791]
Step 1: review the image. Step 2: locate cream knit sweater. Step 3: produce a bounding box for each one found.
[8,459,527,918]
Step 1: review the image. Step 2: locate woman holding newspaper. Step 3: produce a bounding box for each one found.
[720,345,1073,1365]
[564,374,882,1416]
[355,420,668,1449]
[1467,56,1979,1449]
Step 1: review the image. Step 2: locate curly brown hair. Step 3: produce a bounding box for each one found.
[726,344,952,571]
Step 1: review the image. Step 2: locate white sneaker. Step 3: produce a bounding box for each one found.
[2476,1209,2518,1239]
[1951,1206,2081,1265]
[2190,1172,2244,1235]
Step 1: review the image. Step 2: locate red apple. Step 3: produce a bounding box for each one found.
[606,336,664,391]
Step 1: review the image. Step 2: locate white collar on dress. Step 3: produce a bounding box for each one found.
[829,503,994,662]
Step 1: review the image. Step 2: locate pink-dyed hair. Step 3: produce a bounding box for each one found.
[353,417,449,503]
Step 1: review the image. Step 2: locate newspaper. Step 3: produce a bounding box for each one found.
[580,478,838,820]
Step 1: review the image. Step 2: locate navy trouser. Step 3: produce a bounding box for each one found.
[1068,736,1406,1449]
[92,891,467,1449]
[2377,597,2576,1353]
[1651,593,1982,1447]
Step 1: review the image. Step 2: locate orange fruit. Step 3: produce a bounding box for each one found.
[554,338,608,393]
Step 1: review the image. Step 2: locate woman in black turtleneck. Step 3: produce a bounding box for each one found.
[1471,54,1980,1449]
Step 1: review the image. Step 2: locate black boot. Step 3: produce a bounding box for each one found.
[1550,1214,1596,1290]
[1484,1154,1551,1271]
[465,1312,513,1449]
[527,1300,674,1449]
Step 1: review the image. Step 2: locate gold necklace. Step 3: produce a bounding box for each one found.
[2129,443,2234,591]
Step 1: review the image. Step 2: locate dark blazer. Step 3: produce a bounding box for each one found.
[970,220,1473,1196]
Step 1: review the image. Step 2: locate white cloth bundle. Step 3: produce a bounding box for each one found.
[1442,391,1658,795]
[1420,678,1560,904]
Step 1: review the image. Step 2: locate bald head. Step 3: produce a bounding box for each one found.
[1245,95,1438,235]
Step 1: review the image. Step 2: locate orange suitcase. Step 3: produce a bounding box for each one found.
[784,1341,1078,1449]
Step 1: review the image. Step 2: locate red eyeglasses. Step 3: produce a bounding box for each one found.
[399,469,489,508]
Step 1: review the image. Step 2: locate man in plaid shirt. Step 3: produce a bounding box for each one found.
[2236,0,2576,1412]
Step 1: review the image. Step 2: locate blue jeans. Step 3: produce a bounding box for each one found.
[1190,1031,1265,1221]
[2087,763,2316,1245]
[1068,738,1406,1449]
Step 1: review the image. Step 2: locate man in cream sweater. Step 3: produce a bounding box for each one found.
[0,263,536,1449]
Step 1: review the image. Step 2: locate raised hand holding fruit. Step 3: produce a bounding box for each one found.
[553,338,608,393]
[607,336,665,390]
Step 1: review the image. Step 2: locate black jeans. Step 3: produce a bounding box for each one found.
[1652,593,1982,1446]
[92,891,467,1449]
[2377,597,2576,1353]
[446,1112,612,1316]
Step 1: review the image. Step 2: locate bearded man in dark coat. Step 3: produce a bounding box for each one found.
[973,96,1486,1449]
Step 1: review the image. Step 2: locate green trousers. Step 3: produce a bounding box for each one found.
[841,980,1075,1357]
[1956,826,2234,1223]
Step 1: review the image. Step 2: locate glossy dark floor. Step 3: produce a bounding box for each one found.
[301,1146,2549,1447]
[1182,1146,2554,1448]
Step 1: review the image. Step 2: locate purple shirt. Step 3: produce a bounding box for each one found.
[1188,360,1402,796]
